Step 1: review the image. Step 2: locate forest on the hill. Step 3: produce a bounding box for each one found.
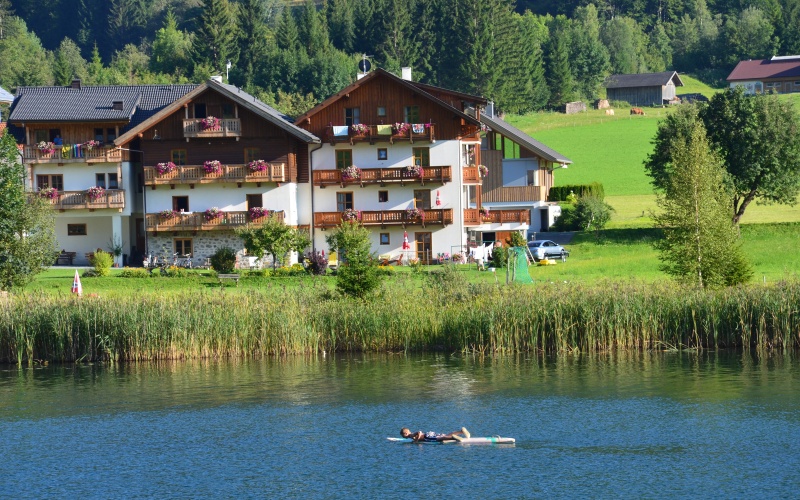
[1,0,799,116]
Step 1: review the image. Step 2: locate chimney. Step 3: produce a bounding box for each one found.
[71,78,81,90]
[401,67,412,81]
[112,101,123,111]
[210,75,223,83]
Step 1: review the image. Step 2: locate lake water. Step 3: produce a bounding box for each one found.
[1,352,799,498]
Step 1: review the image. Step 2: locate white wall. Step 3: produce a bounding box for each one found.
[502,158,538,187]
[54,216,116,265]
[145,182,294,218]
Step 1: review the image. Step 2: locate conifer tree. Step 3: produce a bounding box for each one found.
[376,0,417,71]
[326,0,355,53]
[297,0,329,56]
[192,0,238,77]
[545,19,576,109]
[151,10,192,77]
[53,38,88,85]
[236,0,271,88]
[276,4,300,51]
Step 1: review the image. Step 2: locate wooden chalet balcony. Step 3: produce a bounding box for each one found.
[144,163,286,187]
[463,208,530,226]
[183,118,242,138]
[482,186,546,203]
[462,165,481,184]
[40,189,125,210]
[22,145,126,164]
[314,209,453,228]
[324,124,435,145]
[460,124,481,140]
[146,210,285,233]
[313,166,451,187]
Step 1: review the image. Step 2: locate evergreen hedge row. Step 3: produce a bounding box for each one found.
[548,182,605,201]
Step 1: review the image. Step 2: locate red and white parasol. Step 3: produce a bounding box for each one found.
[435,190,441,206]
[71,269,82,297]
[402,231,410,250]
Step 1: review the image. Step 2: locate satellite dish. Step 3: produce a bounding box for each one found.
[358,59,371,73]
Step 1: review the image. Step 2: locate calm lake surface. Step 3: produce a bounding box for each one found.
[1,351,799,498]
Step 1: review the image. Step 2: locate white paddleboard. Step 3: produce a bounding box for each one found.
[388,437,515,445]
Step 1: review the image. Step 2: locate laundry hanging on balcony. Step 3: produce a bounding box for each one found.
[412,124,425,134]
[332,126,348,137]
[435,190,441,206]
[402,231,410,250]
[377,124,392,135]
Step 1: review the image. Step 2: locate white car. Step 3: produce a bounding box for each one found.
[527,240,569,261]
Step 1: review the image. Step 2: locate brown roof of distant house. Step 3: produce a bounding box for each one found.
[727,57,800,81]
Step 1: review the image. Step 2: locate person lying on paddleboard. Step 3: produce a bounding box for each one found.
[400,427,471,442]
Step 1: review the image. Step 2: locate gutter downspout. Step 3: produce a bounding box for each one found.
[308,142,323,254]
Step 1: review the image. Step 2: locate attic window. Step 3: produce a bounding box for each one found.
[112,101,123,111]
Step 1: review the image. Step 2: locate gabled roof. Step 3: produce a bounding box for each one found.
[407,81,488,106]
[726,57,800,81]
[480,113,572,164]
[294,68,481,126]
[604,71,684,89]
[8,84,197,126]
[0,86,14,104]
[115,79,319,145]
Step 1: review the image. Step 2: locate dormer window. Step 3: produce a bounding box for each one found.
[112,101,123,111]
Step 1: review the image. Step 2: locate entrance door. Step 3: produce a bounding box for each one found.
[540,208,549,232]
[415,232,432,264]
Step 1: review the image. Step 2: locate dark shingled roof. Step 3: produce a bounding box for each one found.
[480,114,572,164]
[727,58,800,81]
[8,84,198,133]
[604,71,683,89]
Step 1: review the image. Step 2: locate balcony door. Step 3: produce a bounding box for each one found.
[247,194,262,209]
[415,232,432,264]
[172,196,189,212]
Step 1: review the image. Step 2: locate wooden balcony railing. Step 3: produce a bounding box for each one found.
[313,166,451,187]
[314,209,453,228]
[144,163,286,186]
[183,118,242,138]
[146,210,285,232]
[463,208,531,226]
[462,166,481,184]
[460,124,481,140]
[324,124,435,145]
[38,189,125,210]
[482,186,546,203]
[22,145,126,164]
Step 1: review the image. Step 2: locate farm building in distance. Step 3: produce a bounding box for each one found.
[604,71,684,106]
[727,55,800,94]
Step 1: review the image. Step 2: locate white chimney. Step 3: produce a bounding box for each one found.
[357,72,367,80]
[210,75,223,83]
[401,67,412,81]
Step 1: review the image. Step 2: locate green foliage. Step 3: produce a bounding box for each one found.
[192,0,239,76]
[90,250,114,277]
[118,267,150,278]
[0,130,57,291]
[490,245,508,268]
[652,125,752,288]
[549,182,605,201]
[236,215,310,269]
[210,247,237,274]
[506,231,527,248]
[325,221,381,298]
[552,196,615,232]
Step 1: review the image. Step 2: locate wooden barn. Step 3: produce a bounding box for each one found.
[604,71,684,106]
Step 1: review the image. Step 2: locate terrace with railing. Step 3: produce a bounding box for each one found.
[146,210,284,232]
[144,163,286,187]
[38,189,125,210]
[22,145,126,164]
[313,166,451,187]
[183,118,242,138]
[463,208,531,226]
[324,123,436,145]
[313,209,453,228]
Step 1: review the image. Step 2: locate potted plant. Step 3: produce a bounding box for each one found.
[159,209,178,220]
[38,186,59,200]
[204,207,224,221]
[406,207,425,220]
[480,207,491,218]
[247,160,269,172]
[37,141,56,155]
[83,139,101,151]
[156,162,177,175]
[405,165,423,178]
[392,122,411,136]
[203,160,222,174]
[341,165,361,181]
[478,164,489,177]
[249,206,269,219]
[342,208,361,222]
[200,116,221,130]
[107,236,124,267]
[86,186,105,201]
[350,123,369,136]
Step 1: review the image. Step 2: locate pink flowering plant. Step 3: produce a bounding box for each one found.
[83,140,101,150]
[37,141,56,154]
[86,186,106,201]
[200,116,220,130]
[342,208,361,222]
[247,160,269,173]
[478,164,489,177]
[350,123,369,135]
[204,207,224,221]
[156,162,177,175]
[341,165,361,181]
[405,165,423,178]
[159,209,179,220]
[406,207,425,219]
[39,186,59,200]
[249,207,269,219]
[203,160,222,173]
[392,122,411,135]
[480,207,491,218]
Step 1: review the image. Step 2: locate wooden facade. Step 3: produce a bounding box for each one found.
[606,84,675,106]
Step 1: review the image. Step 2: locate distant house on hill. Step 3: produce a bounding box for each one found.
[604,71,684,106]
[727,55,800,95]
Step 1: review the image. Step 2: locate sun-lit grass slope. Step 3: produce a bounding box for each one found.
[676,74,723,97]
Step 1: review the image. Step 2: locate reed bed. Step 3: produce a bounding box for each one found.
[1,280,799,364]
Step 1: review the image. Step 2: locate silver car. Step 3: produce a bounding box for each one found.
[527,240,569,261]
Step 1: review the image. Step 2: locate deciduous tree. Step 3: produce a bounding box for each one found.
[236,214,310,270]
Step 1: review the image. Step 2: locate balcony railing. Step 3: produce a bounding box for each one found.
[183,118,242,138]
[462,166,481,184]
[463,208,530,226]
[146,210,285,232]
[38,189,125,210]
[324,124,435,145]
[144,163,286,186]
[313,166,451,187]
[482,186,546,203]
[22,145,126,164]
[314,209,453,228]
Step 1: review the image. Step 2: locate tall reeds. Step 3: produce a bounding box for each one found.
[1,280,799,364]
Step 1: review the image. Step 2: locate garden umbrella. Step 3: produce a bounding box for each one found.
[402,231,410,250]
[71,269,82,297]
[435,190,441,206]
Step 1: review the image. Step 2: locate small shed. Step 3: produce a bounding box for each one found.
[604,71,684,106]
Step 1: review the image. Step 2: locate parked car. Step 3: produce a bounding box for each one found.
[527,240,569,261]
